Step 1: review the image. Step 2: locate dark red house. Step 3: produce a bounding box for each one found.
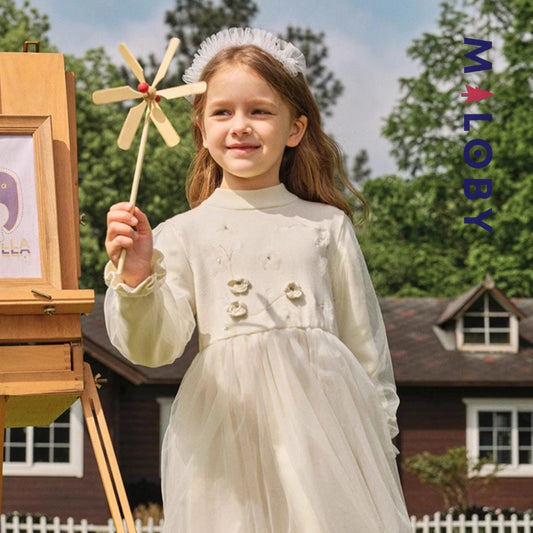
[387,276,533,516]
[2,277,533,520]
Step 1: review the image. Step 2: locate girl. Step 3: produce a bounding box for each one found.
[105,27,411,532]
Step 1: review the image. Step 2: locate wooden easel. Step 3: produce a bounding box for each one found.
[0,44,135,531]
[81,364,136,533]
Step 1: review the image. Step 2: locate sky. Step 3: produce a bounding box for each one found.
[22,0,441,177]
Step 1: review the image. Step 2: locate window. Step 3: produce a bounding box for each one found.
[156,397,174,448]
[464,398,533,477]
[457,293,518,352]
[3,400,83,477]
[156,396,175,471]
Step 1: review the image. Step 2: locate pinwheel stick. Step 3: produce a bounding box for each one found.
[117,106,152,275]
[91,38,207,276]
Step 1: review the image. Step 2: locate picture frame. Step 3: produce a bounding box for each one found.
[0,115,63,306]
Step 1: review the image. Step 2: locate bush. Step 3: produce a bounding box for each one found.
[133,502,164,525]
[449,505,533,519]
[403,446,501,512]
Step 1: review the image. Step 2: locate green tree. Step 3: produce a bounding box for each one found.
[0,0,52,52]
[359,174,470,296]
[352,148,371,184]
[279,26,344,117]
[164,0,259,79]
[163,0,343,116]
[404,446,500,512]
[359,0,533,297]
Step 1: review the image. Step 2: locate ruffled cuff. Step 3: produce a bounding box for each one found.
[385,411,399,441]
[104,250,166,296]
[377,390,400,455]
[379,408,400,457]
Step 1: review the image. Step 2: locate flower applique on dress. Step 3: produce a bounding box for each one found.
[223,279,306,323]
[228,278,251,295]
[217,238,306,323]
[214,244,252,315]
[225,301,248,319]
[284,282,303,300]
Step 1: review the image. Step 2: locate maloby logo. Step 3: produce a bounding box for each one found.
[462,37,493,233]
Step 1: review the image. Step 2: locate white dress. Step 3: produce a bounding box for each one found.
[104,183,411,532]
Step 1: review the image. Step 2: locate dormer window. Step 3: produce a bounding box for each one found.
[457,293,519,353]
[463,293,510,344]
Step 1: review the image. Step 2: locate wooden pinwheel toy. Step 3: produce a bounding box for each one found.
[93,38,206,272]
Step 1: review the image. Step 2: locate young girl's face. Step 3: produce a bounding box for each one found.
[198,64,307,190]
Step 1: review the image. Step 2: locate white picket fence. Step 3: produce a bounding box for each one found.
[411,511,533,532]
[0,516,163,533]
[1,512,533,532]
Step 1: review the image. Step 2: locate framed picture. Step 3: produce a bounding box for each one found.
[0,115,61,289]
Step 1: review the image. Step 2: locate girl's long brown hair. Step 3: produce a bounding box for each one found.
[186,45,369,224]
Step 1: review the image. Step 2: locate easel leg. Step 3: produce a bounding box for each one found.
[81,363,136,533]
[0,396,5,514]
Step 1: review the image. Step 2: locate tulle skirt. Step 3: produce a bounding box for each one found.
[161,328,411,532]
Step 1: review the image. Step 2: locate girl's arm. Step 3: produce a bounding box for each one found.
[331,216,400,441]
[103,204,196,367]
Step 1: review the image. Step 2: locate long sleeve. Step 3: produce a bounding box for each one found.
[331,216,400,440]
[104,221,196,368]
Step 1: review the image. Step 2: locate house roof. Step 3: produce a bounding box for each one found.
[82,289,533,388]
[384,295,533,387]
[437,275,526,325]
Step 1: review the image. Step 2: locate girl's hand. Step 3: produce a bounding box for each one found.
[105,203,153,287]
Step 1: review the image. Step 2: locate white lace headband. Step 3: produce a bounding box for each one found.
[183,27,307,85]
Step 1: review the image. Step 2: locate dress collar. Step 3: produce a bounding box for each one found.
[203,183,298,210]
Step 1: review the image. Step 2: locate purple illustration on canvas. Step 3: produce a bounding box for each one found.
[0,134,41,278]
[0,170,21,239]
